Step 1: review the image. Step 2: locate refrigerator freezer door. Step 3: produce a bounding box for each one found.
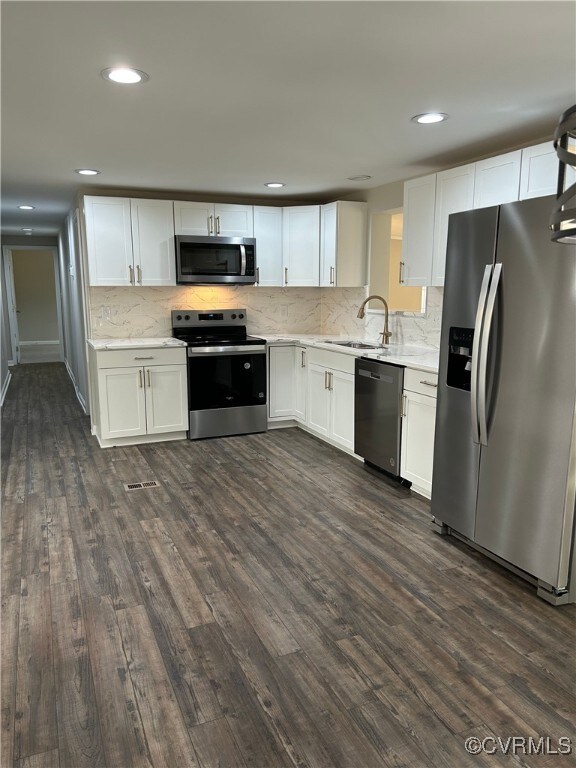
[474,196,576,589]
[431,207,499,539]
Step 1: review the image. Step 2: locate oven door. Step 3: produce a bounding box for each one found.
[187,348,266,410]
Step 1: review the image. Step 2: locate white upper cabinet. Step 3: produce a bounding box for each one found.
[84,196,176,287]
[320,201,367,287]
[130,199,176,286]
[282,206,320,287]
[401,174,436,286]
[518,142,575,199]
[432,164,475,287]
[473,150,521,208]
[253,206,283,286]
[84,197,133,286]
[173,202,253,237]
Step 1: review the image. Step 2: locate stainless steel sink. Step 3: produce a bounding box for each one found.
[324,340,382,350]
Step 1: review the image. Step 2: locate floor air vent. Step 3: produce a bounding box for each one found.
[123,480,160,491]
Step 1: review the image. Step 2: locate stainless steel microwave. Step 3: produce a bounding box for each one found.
[175,235,257,285]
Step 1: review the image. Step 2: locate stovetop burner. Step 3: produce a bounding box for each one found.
[171,308,265,347]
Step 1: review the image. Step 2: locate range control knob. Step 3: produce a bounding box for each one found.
[176,314,182,321]
[231,313,237,319]
[239,313,244,319]
[184,314,190,321]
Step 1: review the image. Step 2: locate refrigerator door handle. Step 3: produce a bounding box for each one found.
[471,265,493,444]
[478,262,502,446]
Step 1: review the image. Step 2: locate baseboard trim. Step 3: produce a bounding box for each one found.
[65,359,88,415]
[1,371,12,406]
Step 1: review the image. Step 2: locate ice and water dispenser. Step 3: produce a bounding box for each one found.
[447,327,474,391]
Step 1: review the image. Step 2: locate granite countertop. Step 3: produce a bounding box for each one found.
[87,337,187,350]
[263,334,439,373]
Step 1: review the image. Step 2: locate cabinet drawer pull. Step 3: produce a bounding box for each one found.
[134,356,154,360]
[138,369,143,388]
[419,379,438,388]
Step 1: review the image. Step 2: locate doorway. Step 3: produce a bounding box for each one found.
[3,246,64,364]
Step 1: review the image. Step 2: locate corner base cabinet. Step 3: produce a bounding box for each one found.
[400,369,438,498]
[89,346,188,447]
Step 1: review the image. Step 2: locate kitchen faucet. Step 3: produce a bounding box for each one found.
[356,295,392,345]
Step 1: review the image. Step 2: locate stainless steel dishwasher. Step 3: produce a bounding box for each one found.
[354,357,404,475]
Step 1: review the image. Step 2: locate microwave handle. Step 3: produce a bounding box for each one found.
[240,245,247,276]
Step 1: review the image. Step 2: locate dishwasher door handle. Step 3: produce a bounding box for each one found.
[358,369,381,380]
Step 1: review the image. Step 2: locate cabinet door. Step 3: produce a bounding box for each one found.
[329,369,354,451]
[307,363,330,436]
[519,142,576,199]
[282,206,320,286]
[98,367,146,439]
[473,150,521,208]
[131,199,176,286]
[145,365,188,434]
[294,346,307,422]
[173,201,213,235]
[401,175,436,286]
[268,345,295,419]
[400,390,436,498]
[320,202,337,286]
[215,204,254,237]
[253,207,283,286]
[84,196,133,286]
[432,164,475,287]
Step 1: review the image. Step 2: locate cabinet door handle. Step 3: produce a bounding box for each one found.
[138,369,143,388]
[399,261,405,284]
[330,266,335,285]
[301,350,306,368]
[147,369,151,388]
[208,215,214,235]
[256,266,260,285]
[419,379,438,388]
[284,267,288,285]
[402,393,407,417]
[136,264,142,284]
[324,370,329,389]
[329,371,333,390]
[129,265,135,285]
[216,215,221,235]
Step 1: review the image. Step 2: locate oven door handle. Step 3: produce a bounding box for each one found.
[187,345,266,356]
[240,245,247,276]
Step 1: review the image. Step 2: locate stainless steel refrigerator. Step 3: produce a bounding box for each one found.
[431,195,576,605]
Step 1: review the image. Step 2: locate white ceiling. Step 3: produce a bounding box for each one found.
[2,1,574,235]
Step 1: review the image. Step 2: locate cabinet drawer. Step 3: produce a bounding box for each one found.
[404,368,438,397]
[95,347,186,369]
[306,347,356,375]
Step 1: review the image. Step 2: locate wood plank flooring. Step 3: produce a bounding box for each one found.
[2,362,575,768]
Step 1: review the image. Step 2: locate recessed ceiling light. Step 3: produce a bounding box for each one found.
[18,204,35,210]
[347,175,372,181]
[75,169,101,176]
[411,112,449,124]
[265,182,285,188]
[101,67,149,84]
[21,228,33,232]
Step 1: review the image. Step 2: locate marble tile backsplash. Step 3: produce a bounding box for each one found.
[89,285,443,347]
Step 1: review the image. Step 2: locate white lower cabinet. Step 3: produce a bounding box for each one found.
[400,370,438,498]
[268,345,296,420]
[307,362,354,451]
[90,346,188,446]
[294,346,307,422]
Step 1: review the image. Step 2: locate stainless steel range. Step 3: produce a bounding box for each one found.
[172,309,267,440]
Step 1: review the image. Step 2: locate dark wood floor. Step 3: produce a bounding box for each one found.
[2,363,575,768]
